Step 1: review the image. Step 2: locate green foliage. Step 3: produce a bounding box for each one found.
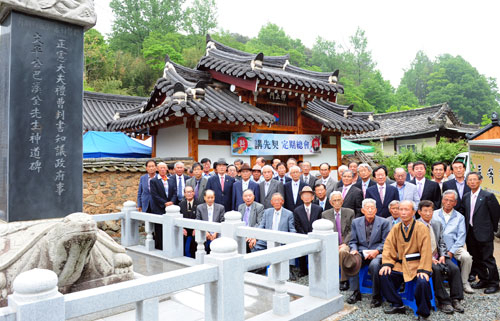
[84,29,113,83]
[400,51,433,105]
[184,0,218,35]
[142,32,185,72]
[481,114,492,126]
[373,138,468,178]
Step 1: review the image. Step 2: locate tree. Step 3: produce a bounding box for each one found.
[142,32,185,72]
[399,51,433,105]
[426,54,499,123]
[343,27,376,86]
[310,37,341,72]
[185,0,218,35]
[361,71,395,113]
[84,29,113,83]
[389,85,420,111]
[109,0,186,54]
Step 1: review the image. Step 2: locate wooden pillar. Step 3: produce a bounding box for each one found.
[250,124,256,166]
[336,133,342,179]
[393,139,397,153]
[188,124,199,162]
[151,130,157,157]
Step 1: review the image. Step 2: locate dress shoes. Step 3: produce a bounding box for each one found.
[339,280,349,291]
[438,303,454,314]
[471,280,489,289]
[346,291,361,304]
[383,305,406,314]
[463,283,475,294]
[484,285,500,294]
[468,274,477,283]
[417,315,429,320]
[452,299,464,313]
[370,297,382,308]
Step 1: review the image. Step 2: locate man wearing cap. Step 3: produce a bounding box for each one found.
[186,162,208,204]
[260,165,285,209]
[379,200,433,319]
[293,186,323,276]
[322,191,355,291]
[250,164,265,184]
[232,163,261,210]
[346,198,391,306]
[284,166,307,212]
[206,158,235,212]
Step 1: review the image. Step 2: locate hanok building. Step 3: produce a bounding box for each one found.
[344,103,479,155]
[107,36,379,171]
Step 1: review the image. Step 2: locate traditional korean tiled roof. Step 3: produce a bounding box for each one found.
[304,99,379,134]
[83,91,146,131]
[466,112,500,140]
[83,157,193,173]
[197,35,344,96]
[344,103,479,141]
[108,59,277,131]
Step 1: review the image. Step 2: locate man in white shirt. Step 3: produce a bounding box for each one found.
[300,161,317,188]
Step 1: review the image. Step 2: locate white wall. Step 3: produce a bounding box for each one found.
[198,145,251,164]
[156,125,189,157]
[303,147,338,167]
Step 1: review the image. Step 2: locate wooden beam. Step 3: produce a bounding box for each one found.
[188,123,199,161]
[336,133,342,177]
[151,130,157,157]
[198,140,230,146]
[257,84,336,102]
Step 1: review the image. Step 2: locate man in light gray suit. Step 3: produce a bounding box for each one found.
[253,193,296,251]
[392,168,419,210]
[196,189,225,250]
[186,162,208,203]
[260,165,284,209]
[318,162,337,196]
[238,189,265,252]
[300,161,317,188]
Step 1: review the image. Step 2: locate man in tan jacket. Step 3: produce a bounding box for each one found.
[379,200,433,320]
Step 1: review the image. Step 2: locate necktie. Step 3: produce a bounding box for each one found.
[417,182,423,198]
[273,211,280,230]
[379,185,384,203]
[306,206,311,221]
[293,183,298,203]
[428,224,438,259]
[265,181,270,196]
[148,176,152,191]
[335,212,342,243]
[320,200,325,209]
[208,207,213,222]
[220,175,224,191]
[188,201,192,211]
[244,206,250,226]
[194,180,199,199]
[362,183,367,198]
[281,177,284,183]
[178,176,183,199]
[342,186,347,199]
[304,176,309,184]
[470,193,477,226]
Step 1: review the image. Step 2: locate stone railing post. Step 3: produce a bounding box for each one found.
[8,269,64,321]
[270,259,290,315]
[162,205,183,258]
[204,238,244,321]
[121,200,139,247]
[144,221,155,252]
[220,211,246,254]
[135,297,159,321]
[308,219,338,299]
[195,229,207,264]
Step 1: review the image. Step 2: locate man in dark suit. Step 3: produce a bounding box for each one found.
[284,165,307,212]
[348,161,361,185]
[261,165,285,208]
[346,198,391,306]
[406,162,415,182]
[274,162,291,184]
[411,161,442,211]
[179,185,199,258]
[317,162,337,197]
[173,161,190,204]
[442,160,470,215]
[463,172,500,294]
[322,191,355,291]
[137,159,157,212]
[354,163,376,198]
[293,186,323,276]
[365,165,399,218]
[232,163,260,210]
[313,183,332,211]
[238,189,265,252]
[196,189,225,254]
[417,200,464,314]
[205,158,235,212]
[300,161,317,188]
[185,162,207,204]
[149,162,178,250]
[335,170,363,217]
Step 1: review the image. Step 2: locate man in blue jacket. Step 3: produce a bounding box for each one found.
[365,165,399,218]
[206,158,235,212]
[137,159,157,212]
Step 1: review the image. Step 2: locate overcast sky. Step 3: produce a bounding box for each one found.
[94,0,500,88]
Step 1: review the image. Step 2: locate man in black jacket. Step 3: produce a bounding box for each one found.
[179,185,199,258]
[463,172,500,294]
[411,161,441,211]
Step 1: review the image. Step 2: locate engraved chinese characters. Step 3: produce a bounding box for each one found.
[29,32,44,174]
[54,38,67,196]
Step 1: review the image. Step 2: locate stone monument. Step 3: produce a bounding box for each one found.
[0,212,134,306]
[0,1,96,221]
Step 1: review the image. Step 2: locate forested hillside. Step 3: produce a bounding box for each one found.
[84,0,499,124]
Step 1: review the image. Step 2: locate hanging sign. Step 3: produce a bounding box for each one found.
[231,132,321,155]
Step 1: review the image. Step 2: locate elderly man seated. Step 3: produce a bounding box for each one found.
[322,191,355,291]
[345,198,391,306]
[433,189,473,295]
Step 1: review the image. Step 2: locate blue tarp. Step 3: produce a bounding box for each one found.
[83,131,151,158]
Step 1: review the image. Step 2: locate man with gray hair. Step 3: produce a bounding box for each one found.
[347,198,391,306]
[433,189,474,294]
[386,200,401,226]
[336,164,349,188]
[354,163,376,197]
[322,190,355,291]
[174,161,190,203]
[392,167,419,210]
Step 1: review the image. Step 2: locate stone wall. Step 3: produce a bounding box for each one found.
[83,157,194,214]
